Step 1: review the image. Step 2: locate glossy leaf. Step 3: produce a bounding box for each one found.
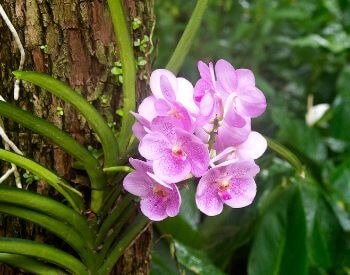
[151,240,179,275]
[0,185,93,242]
[99,215,149,274]
[0,100,106,212]
[0,253,66,275]
[248,185,308,275]
[0,203,94,268]
[12,70,118,168]
[199,207,257,270]
[276,117,327,164]
[173,240,225,275]
[266,137,305,177]
[0,238,88,274]
[0,149,83,211]
[107,0,136,158]
[329,65,350,141]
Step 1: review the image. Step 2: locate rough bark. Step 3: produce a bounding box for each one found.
[0,0,154,273]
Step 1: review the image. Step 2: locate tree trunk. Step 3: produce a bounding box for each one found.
[0,0,154,273]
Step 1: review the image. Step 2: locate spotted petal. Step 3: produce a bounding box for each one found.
[224,177,257,208]
[139,132,171,160]
[196,179,223,216]
[153,153,191,183]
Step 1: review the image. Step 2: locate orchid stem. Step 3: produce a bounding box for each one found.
[266,137,305,178]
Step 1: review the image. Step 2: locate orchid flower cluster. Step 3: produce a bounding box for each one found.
[123,59,267,221]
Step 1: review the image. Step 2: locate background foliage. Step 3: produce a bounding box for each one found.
[152,0,350,274]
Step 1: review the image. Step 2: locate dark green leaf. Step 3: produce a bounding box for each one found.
[276,117,327,163]
[0,149,83,211]
[0,253,67,275]
[248,185,308,275]
[0,238,88,274]
[12,71,118,168]
[151,239,179,275]
[174,241,225,275]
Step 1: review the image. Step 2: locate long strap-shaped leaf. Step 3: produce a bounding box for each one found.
[0,253,67,275]
[98,215,149,274]
[166,0,209,74]
[0,101,106,212]
[0,238,88,274]
[0,203,95,268]
[96,195,133,245]
[13,71,119,168]
[107,0,136,159]
[0,185,93,242]
[0,149,82,211]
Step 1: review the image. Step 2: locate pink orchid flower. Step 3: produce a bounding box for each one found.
[194,59,267,127]
[123,158,181,221]
[139,117,209,183]
[195,160,260,216]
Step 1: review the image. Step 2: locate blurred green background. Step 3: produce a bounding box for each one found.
[151,0,350,274]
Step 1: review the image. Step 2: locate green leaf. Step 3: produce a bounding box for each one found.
[173,240,225,275]
[151,240,179,275]
[0,100,106,212]
[96,195,133,245]
[276,117,327,164]
[199,207,257,270]
[266,137,305,177]
[0,253,67,275]
[329,65,350,141]
[98,215,149,274]
[0,238,88,274]
[166,0,209,74]
[12,71,118,168]
[0,203,94,268]
[248,185,308,275]
[0,185,93,242]
[0,149,83,211]
[107,0,136,158]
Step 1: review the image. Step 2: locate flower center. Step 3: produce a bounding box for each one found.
[171,145,187,160]
[218,179,230,191]
[218,179,232,201]
[167,108,183,119]
[152,186,167,198]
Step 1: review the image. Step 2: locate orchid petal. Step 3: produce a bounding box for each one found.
[176,77,199,114]
[150,69,178,99]
[183,141,209,177]
[215,59,237,93]
[123,172,152,197]
[225,160,260,178]
[140,194,168,221]
[160,75,176,102]
[129,157,152,173]
[166,184,181,217]
[236,69,255,88]
[153,154,191,183]
[196,182,223,216]
[236,132,267,160]
[138,96,157,121]
[224,177,257,208]
[139,132,170,160]
[237,87,267,117]
[197,60,211,80]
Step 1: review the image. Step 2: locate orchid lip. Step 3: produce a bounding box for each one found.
[171,145,187,160]
[167,108,183,119]
[152,185,168,198]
